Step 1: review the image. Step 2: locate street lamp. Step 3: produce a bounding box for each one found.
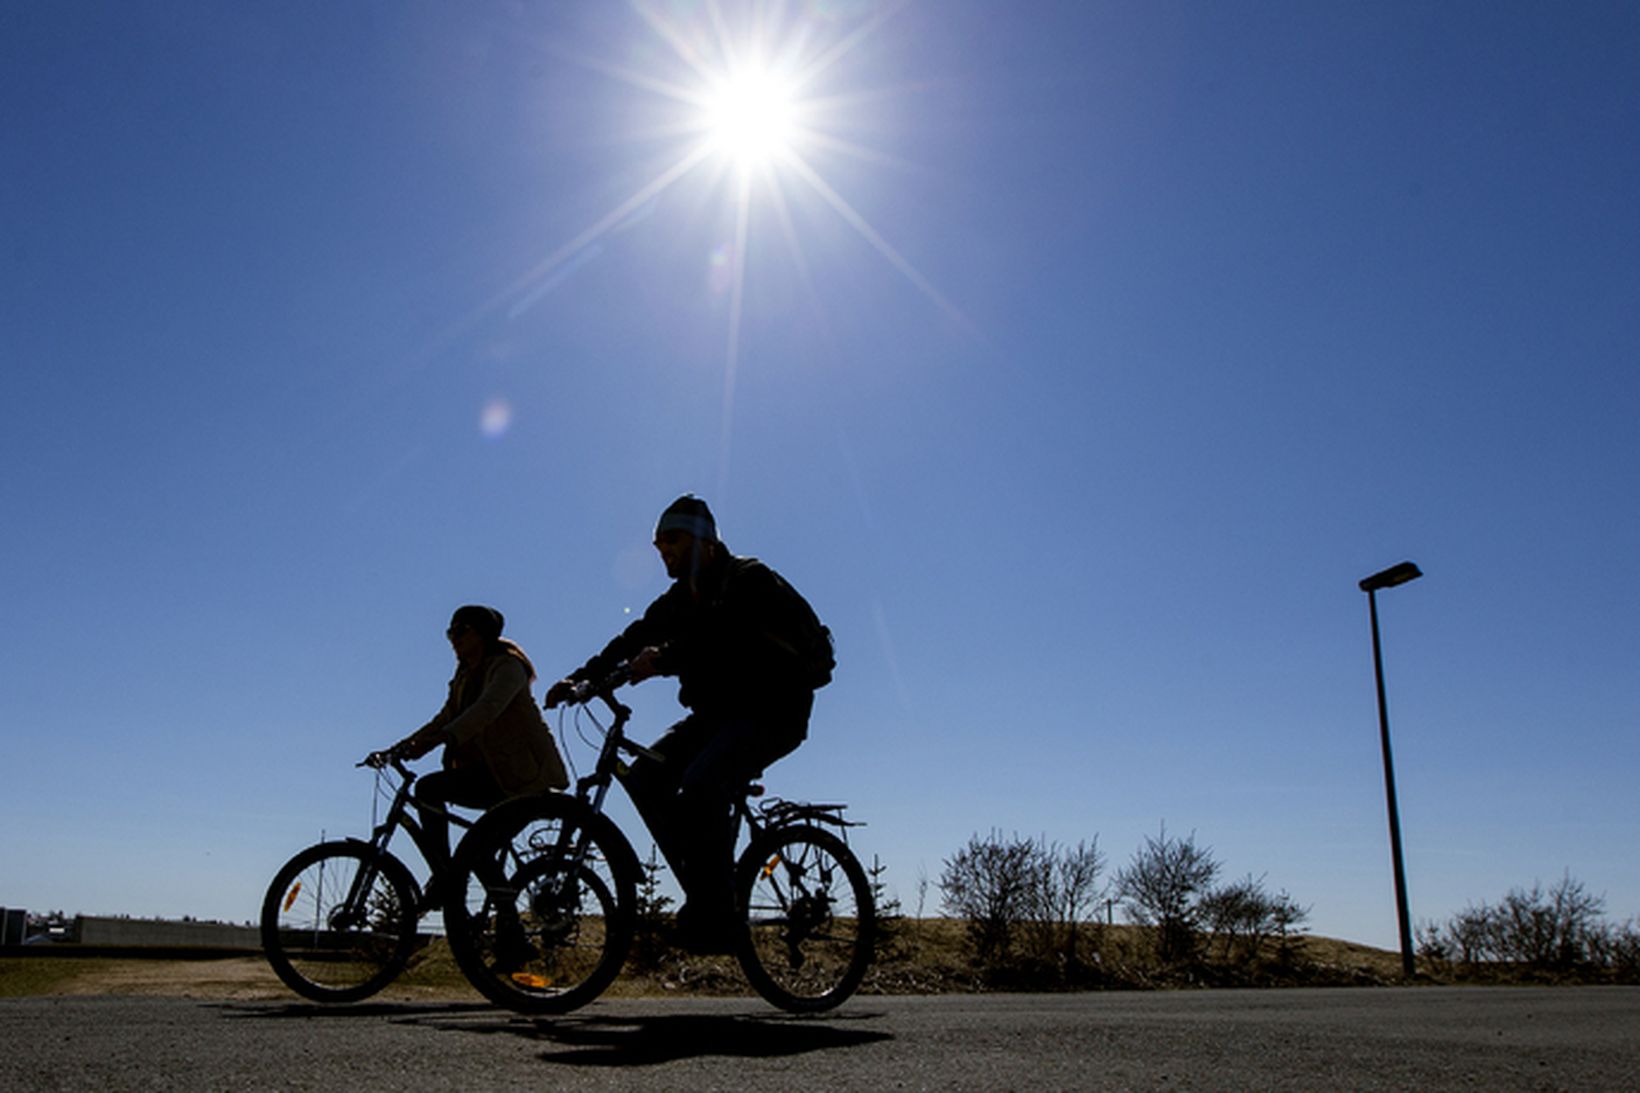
[1359,561,1422,979]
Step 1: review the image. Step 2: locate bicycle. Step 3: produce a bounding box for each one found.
[442,664,876,1015]
[259,754,473,1003]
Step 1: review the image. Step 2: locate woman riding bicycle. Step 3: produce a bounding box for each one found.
[390,605,568,874]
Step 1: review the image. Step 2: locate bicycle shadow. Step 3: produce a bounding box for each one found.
[429,1009,893,1067]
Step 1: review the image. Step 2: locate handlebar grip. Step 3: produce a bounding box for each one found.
[566,662,632,705]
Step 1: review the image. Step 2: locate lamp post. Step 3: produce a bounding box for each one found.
[1360,560,1422,979]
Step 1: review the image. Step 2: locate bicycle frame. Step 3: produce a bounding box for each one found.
[557,675,859,879]
[341,757,474,922]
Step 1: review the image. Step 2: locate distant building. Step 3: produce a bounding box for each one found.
[1,909,261,949]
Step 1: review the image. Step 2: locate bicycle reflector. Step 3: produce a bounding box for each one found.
[510,973,551,989]
[761,854,783,880]
[282,883,303,913]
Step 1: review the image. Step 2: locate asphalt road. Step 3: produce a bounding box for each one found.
[5,987,1639,1090]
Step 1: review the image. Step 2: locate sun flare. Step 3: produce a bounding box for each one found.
[701,66,800,170]
[496,2,963,494]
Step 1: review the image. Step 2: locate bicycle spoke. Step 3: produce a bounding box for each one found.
[738,825,874,1012]
[445,797,637,1013]
[261,842,420,1003]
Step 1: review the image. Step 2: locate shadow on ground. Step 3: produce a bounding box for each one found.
[218,1001,893,1067]
[491,1011,893,1067]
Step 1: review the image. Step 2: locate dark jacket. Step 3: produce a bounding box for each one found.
[574,554,816,721]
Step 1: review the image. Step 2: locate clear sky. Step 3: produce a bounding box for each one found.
[3,1,1636,951]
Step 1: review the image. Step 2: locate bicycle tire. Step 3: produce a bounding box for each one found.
[260,839,421,1003]
[736,823,875,1012]
[445,794,639,1013]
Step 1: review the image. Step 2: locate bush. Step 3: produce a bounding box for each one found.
[1024,837,1105,971]
[1199,874,1309,967]
[1419,872,1632,980]
[1115,826,1219,964]
[1492,874,1603,970]
[935,825,1320,987]
[940,830,1038,964]
[1594,920,1640,980]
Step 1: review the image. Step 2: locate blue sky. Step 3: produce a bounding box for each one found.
[3,1,1636,951]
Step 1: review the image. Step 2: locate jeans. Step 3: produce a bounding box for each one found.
[414,765,505,874]
[621,707,807,925]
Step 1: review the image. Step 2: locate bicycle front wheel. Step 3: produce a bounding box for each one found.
[260,839,421,1003]
[737,824,875,1012]
[446,795,638,1014]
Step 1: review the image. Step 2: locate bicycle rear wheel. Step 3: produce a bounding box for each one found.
[737,823,875,1012]
[445,795,638,1013]
[260,839,421,1003]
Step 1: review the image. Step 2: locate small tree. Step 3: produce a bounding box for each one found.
[1115,825,1219,964]
[630,843,675,970]
[940,830,1038,964]
[1269,888,1310,963]
[1200,874,1269,964]
[1199,874,1310,966]
[1025,837,1105,970]
[1449,905,1494,965]
[867,854,905,961]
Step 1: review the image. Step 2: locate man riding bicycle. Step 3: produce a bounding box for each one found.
[544,494,832,953]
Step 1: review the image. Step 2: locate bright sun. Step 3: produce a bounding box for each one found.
[701,66,799,170]
[495,3,963,490]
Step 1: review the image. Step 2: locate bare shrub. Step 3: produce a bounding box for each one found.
[939,830,1038,964]
[1200,874,1264,964]
[1269,887,1310,962]
[1424,872,1615,976]
[1115,825,1219,964]
[1025,837,1105,971]
[1199,875,1311,966]
[1594,919,1640,980]
[1416,919,1452,966]
[1491,873,1604,970]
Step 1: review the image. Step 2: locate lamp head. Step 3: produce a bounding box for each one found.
[1360,561,1422,593]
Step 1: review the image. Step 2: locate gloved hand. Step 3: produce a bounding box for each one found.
[395,732,438,760]
[543,679,579,709]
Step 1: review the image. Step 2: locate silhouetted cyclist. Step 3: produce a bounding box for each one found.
[544,495,832,953]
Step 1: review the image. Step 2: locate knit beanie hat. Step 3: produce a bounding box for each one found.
[654,494,719,542]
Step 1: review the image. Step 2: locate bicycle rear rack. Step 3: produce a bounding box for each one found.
[757,796,861,831]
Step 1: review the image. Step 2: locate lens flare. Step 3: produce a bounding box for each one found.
[480,398,513,438]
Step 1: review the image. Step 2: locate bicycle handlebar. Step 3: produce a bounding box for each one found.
[566,662,632,705]
[555,663,673,765]
[358,750,414,779]
[556,663,636,724]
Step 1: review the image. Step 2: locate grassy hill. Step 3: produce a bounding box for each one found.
[1,920,1409,1001]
